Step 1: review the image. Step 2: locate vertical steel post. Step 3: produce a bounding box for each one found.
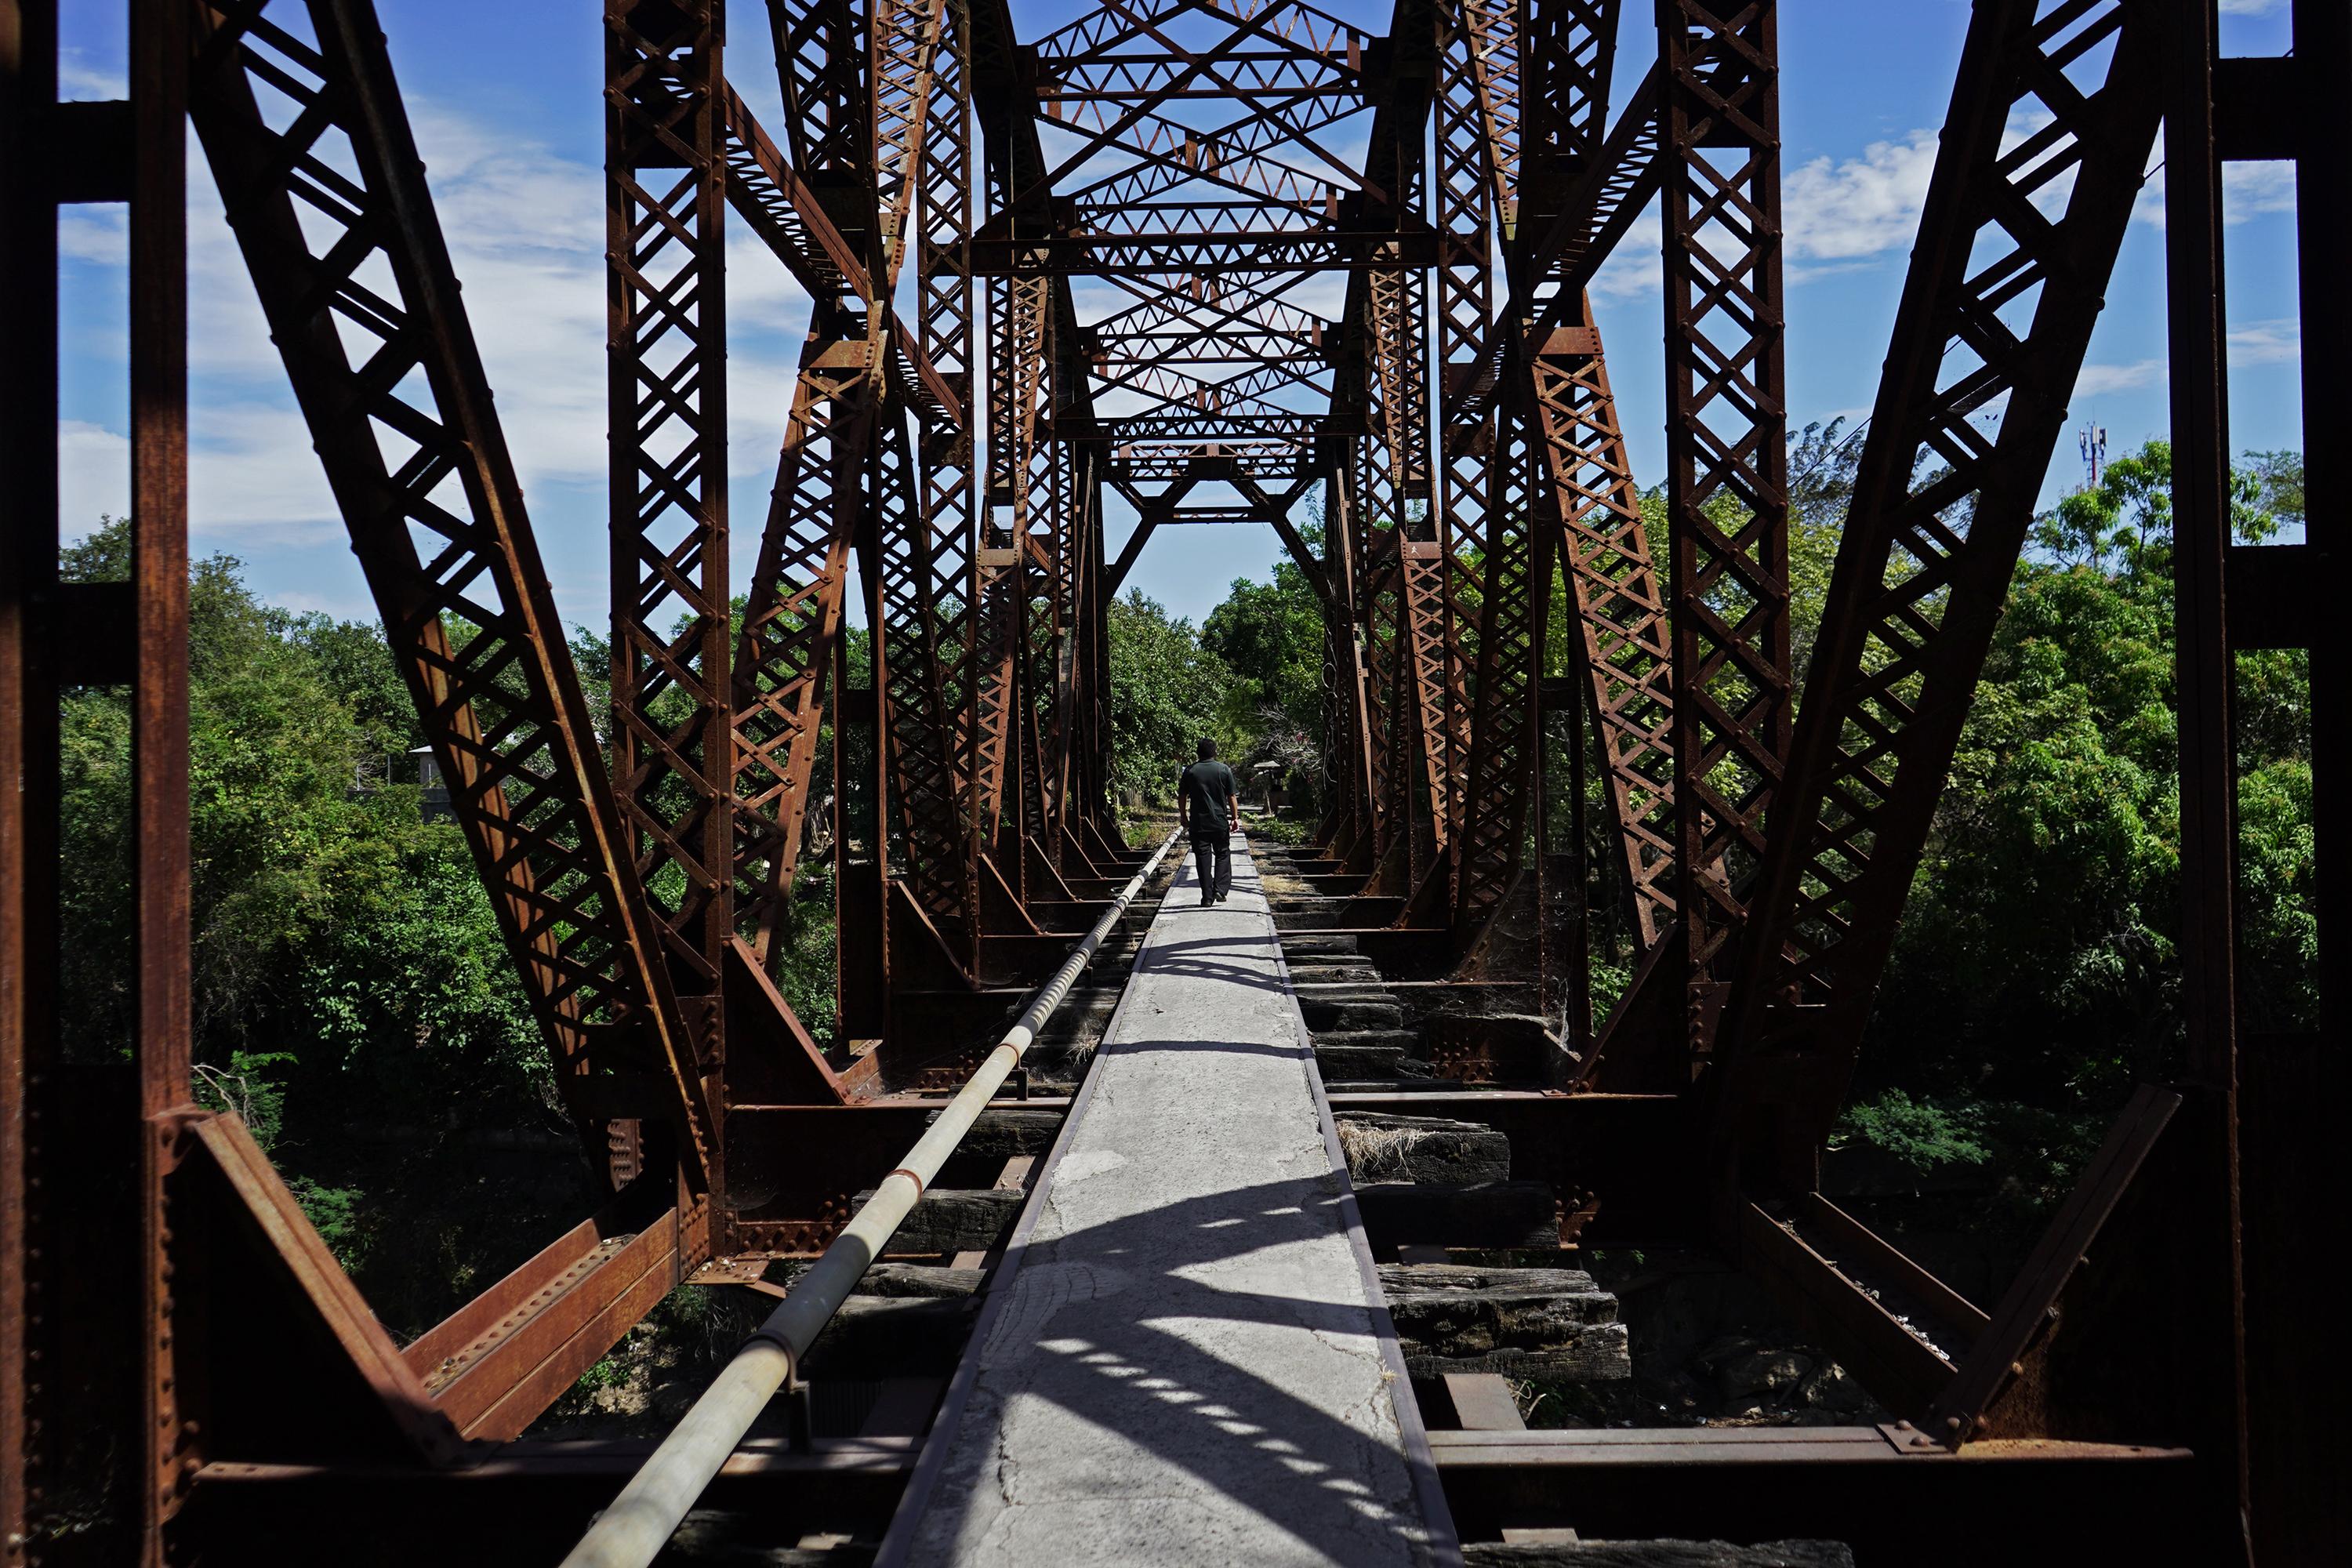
[606,0,734,1120]
[2161,3,2249,1555]
[0,3,57,1555]
[1657,0,1788,1051]
[132,0,194,1548]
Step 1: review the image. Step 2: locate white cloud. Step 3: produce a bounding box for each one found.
[2074,358,2165,396]
[45,96,818,554]
[1785,129,1940,262]
[60,421,129,532]
[2135,159,2297,229]
[2222,160,2299,220]
[60,206,127,265]
[2227,318,2299,365]
[1584,128,1940,299]
[1590,203,1664,300]
[2063,318,2302,404]
[60,49,125,101]
[187,401,342,542]
[2219,0,2281,13]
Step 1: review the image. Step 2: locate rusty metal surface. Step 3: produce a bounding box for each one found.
[132,2,197,1547]
[2,6,61,1556]
[1656,0,1790,1018]
[606,0,737,1073]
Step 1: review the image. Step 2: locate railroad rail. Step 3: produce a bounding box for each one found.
[1,0,2340,1563]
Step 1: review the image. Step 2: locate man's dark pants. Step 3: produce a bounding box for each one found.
[1191,831,1232,903]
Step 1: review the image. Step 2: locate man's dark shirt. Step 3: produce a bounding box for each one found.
[1179,759,1239,839]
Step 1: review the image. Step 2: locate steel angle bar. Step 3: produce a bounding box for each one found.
[607,0,735,1037]
[1657,0,1791,1009]
[734,321,867,957]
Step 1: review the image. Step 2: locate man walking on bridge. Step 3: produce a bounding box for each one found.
[1178,737,1240,905]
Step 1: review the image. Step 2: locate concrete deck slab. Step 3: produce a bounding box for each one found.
[880,833,1454,1567]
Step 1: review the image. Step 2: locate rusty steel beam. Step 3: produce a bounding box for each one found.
[0,0,53,1548]
[407,1196,695,1442]
[1450,0,1657,960]
[734,318,866,958]
[1458,62,1662,427]
[1317,4,1437,869]
[1711,0,2163,1192]
[607,0,736,1105]
[739,0,989,1014]
[861,0,982,956]
[190,0,714,1185]
[1647,0,1791,1062]
[918,1,999,886]
[717,75,866,296]
[132,0,200,1548]
[1540,318,1675,953]
[1431,0,1506,869]
[718,82,966,424]
[970,0,1123,883]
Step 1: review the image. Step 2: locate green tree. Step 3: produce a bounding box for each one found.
[1850,440,2314,1210]
[1200,557,1324,760]
[56,521,568,1329]
[1105,588,1236,798]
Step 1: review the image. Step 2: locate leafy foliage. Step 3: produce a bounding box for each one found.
[1869,441,2313,1108]
[1201,553,1326,760]
[1105,588,1238,797]
[57,521,575,1330]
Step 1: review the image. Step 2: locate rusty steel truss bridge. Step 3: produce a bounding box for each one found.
[0,0,2343,1563]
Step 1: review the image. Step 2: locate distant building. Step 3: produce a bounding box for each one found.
[412,745,453,823]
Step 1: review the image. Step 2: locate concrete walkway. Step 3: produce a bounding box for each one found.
[880,831,1454,1567]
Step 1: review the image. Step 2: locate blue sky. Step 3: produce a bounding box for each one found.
[57,0,2304,633]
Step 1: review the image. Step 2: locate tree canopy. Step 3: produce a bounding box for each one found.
[1105,587,1237,796]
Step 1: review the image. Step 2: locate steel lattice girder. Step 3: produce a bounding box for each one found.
[1432,0,1505,858]
[1657,0,1792,998]
[1450,0,1671,960]
[1319,0,1438,866]
[968,0,1118,879]
[731,0,990,987]
[1433,0,1523,932]
[1534,315,1675,946]
[734,317,868,955]
[606,0,736,1035]
[1710,0,2165,1192]
[189,0,714,1183]
[12,2,2322,1555]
